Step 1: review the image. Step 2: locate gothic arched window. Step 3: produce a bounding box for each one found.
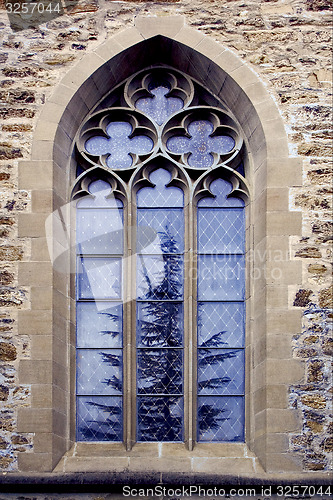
[73,68,249,448]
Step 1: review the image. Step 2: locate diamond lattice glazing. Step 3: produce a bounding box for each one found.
[197,396,244,442]
[198,349,245,396]
[137,349,183,395]
[198,208,244,254]
[77,396,122,441]
[137,302,183,347]
[197,255,245,301]
[77,302,122,349]
[77,349,122,396]
[137,396,183,441]
[197,302,244,348]
[77,257,122,300]
[137,209,184,254]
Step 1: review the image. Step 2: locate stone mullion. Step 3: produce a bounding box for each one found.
[186,189,197,451]
[125,187,135,451]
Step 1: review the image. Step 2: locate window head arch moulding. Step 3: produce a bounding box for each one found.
[17,17,304,476]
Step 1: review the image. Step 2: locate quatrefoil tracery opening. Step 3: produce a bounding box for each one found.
[75,68,247,198]
[85,121,154,170]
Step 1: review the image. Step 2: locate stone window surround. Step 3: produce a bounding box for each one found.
[16,16,306,475]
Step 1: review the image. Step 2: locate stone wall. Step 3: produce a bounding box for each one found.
[0,0,332,473]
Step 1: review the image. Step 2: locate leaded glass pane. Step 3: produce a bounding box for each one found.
[198,349,245,396]
[77,257,121,300]
[137,396,183,441]
[198,255,245,301]
[167,120,235,169]
[76,302,122,349]
[137,349,183,395]
[77,396,122,441]
[137,209,184,254]
[198,208,244,254]
[197,396,244,442]
[77,208,123,255]
[137,254,183,300]
[198,178,244,208]
[197,302,244,348]
[77,349,122,396]
[137,302,183,348]
[85,121,153,169]
[137,169,183,208]
[136,85,184,125]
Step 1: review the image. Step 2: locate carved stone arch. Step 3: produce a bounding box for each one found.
[18,16,303,474]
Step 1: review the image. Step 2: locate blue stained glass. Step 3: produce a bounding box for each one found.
[77,349,122,396]
[197,302,244,348]
[198,178,244,208]
[76,302,122,349]
[136,85,184,125]
[137,396,183,441]
[85,121,153,169]
[77,257,122,300]
[197,396,244,442]
[137,254,183,301]
[137,209,184,254]
[198,208,244,254]
[137,302,183,347]
[198,349,245,396]
[77,396,122,441]
[77,180,123,208]
[167,120,235,168]
[137,169,183,208]
[77,208,123,255]
[198,255,245,301]
[137,349,183,395]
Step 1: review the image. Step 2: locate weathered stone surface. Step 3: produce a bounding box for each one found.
[293,289,313,307]
[319,285,333,309]
[0,288,25,307]
[306,0,333,11]
[295,347,317,358]
[2,67,38,78]
[308,264,327,275]
[11,434,29,445]
[321,437,333,452]
[0,145,23,160]
[0,90,35,104]
[295,247,322,258]
[0,385,9,401]
[307,361,324,383]
[304,452,327,471]
[322,338,333,356]
[0,108,35,119]
[308,168,332,184]
[0,270,14,285]
[0,246,23,261]
[0,342,17,362]
[2,124,33,132]
[301,394,327,409]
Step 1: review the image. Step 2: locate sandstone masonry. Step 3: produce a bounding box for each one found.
[0,0,332,476]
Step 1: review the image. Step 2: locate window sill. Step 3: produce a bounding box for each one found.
[54,442,261,474]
